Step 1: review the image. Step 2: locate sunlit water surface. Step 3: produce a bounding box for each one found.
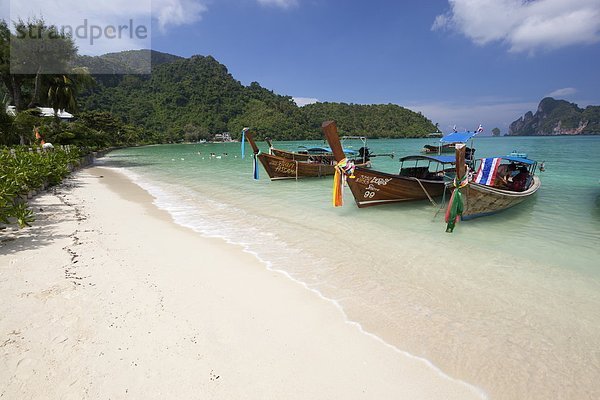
[101,136,600,400]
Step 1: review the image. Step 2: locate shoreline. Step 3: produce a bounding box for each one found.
[1,166,484,399]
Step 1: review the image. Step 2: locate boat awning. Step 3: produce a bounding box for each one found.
[304,146,357,155]
[498,156,536,165]
[399,155,456,164]
[440,131,478,143]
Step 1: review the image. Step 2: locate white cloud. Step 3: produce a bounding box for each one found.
[431,14,450,31]
[293,97,319,106]
[432,0,600,53]
[153,0,207,31]
[406,99,539,132]
[547,87,577,97]
[5,0,207,55]
[257,0,298,9]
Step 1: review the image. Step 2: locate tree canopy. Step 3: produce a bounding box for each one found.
[1,17,439,147]
[78,52,438,142]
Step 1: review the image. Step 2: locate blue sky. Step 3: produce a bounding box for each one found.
[5,0,600,133]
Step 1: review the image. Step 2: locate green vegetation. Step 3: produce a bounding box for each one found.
[2,16,437,147]
[75,49,183,75]
[0,107,143,149]
[0,18,147,229]
[297,102,435,139]
[581,105,600,133]
[0,17,437,229]
[78,53,438,141]
[0,146,82,228]
[510,97,600,135]
[1,18,77,111]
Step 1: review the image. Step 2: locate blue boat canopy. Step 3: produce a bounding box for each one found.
[440,131,479,143]
[399,155,456,164]
[303,146,357,155]
[498,156,535,165]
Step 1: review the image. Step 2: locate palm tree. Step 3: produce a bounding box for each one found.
[46,67,94,131]
[47,74,76,114]
[47,67,94,112]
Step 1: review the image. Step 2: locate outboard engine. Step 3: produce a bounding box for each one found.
[358,147,371,162]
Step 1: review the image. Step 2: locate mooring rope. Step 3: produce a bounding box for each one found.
[414,178,437,207]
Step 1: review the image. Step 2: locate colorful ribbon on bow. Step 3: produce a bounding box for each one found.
[252,150,261,180]
[241,128,249,159]
[445,169,469,233]
[332,158,355,207]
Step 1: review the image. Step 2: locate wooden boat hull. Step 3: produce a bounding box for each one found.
[346,167,446,208]
[270,148,311,161]
[247,131,337,179]
[258,153,338,179]
[460,175,541,219]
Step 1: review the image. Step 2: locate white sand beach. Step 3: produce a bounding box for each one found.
[0,167,485,399]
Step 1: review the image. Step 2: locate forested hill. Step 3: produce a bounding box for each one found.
[509,97,600,135]
[75,49,183,75]
[79,50,437,141]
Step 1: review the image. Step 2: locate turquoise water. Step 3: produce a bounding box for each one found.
[101,136,600,400]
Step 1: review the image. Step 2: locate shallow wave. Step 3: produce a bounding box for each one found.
[107,165,488,399]
[97,139,600,400]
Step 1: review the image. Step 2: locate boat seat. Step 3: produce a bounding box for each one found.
[524,175,533,190]
[424,172,443,181]
[400,166,429,178]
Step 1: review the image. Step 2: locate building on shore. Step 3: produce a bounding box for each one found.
[6,106,74,122]
[213,132,232,142]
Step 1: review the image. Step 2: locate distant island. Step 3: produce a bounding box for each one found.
[77,50,437,141]
[509,97,600,135]
[1,17,438,150]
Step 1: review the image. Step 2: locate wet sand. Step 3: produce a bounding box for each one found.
[0,167,484,400]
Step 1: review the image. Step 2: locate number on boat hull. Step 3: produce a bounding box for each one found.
[363,191,375,198]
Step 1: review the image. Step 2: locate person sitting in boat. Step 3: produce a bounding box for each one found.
[495,163,517,188]
[509,166,529,192]
[358,147,371,162]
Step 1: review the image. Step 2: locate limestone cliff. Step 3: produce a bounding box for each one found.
[509,97,600,135]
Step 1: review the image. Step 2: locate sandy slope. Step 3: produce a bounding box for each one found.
[0,167,484,399]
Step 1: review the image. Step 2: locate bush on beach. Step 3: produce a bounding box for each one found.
[0,146,82,228]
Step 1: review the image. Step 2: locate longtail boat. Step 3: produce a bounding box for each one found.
[445,146,541,232]
[244,130,370,180]
[265,137,379,163]
[422,143,456,153]
[265,138,311,161]
[422,143,476,158]
[323,120,461,208]
[421,132,476,159]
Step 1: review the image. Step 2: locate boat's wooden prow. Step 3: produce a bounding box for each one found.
[244,130,260,154]
[321,121,346,163]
